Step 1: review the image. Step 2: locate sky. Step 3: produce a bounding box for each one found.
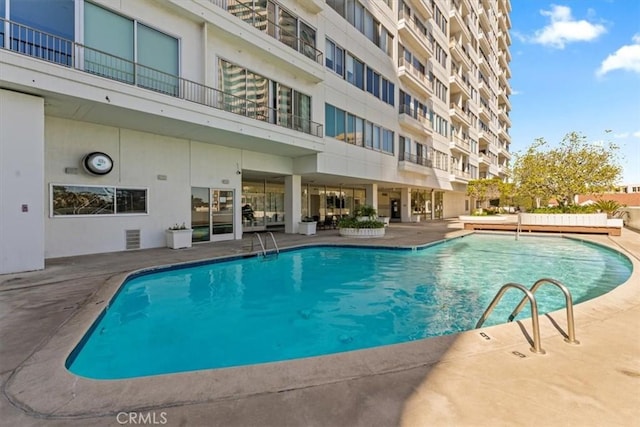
[508,0,640,184]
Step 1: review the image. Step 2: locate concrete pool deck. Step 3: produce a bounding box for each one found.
[1,220,639,427]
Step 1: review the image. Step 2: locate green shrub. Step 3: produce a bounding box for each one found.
[354,204,377,218]
[337,217,384,229]
[531,205,597,214]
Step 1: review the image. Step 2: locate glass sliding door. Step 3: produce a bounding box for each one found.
[242,181,266,232]
[191,187,210,242]
[275,83,293,128]
[211,189,234,239]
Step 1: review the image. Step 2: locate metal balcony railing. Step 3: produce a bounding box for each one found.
[0,18,323,138]
[397,57,432,90]
[399,151,432,167]
[399,104,431,126]
[219,0,323,64]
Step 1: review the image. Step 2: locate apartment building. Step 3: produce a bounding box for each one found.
[0,0,512,273]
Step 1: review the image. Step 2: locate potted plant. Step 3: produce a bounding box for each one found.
[166,222,192,249]
[298,216,317,235]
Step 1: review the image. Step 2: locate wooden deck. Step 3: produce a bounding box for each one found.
[463,222,622,236]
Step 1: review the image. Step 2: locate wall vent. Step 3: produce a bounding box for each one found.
[125,229,141,250]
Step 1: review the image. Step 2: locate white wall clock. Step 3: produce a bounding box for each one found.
[83,152,113,175]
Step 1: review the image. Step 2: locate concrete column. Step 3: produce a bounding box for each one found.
[284,174,301,234]
[0,90,45,274]
[364,183,378,210]
[430,190,435,220]
[401,187,412,222]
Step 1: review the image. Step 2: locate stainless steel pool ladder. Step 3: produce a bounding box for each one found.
[251,232,279,258]
[476,278,579,354]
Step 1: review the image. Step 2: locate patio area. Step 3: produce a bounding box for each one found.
[1,220,639,427]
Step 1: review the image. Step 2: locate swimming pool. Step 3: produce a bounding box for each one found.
[66,234,632,379]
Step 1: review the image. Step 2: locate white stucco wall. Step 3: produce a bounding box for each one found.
[45,118,194,258]
[443,191,469,218]
[0,90,45,274]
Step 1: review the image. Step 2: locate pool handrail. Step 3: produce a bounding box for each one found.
[476,282,546,354]
[508,278,579,345]
[250,232,279,258]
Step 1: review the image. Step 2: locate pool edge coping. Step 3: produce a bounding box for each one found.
[4,232,639,419]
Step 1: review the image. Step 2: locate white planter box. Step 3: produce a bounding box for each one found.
[298,221,317,235]
[165,229,193,249]
[520,213,608,226]
[459,215,508,222]
[339,227,385,238]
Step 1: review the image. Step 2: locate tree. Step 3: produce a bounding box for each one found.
[511,132,622,207]
[466,177,502,211]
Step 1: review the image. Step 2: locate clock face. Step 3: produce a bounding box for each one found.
[84,152,113,175]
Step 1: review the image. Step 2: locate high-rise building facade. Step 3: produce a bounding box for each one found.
[0,0,511,273]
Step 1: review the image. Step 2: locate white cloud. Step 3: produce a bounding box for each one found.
[596,34,640,76]
[532,5,606,49]
[613,132,630,139]
[633,131,640,139]
[511,89,521,95]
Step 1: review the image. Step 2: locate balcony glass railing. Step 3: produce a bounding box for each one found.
[1,18,322,138]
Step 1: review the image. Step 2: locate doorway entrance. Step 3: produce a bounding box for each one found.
[191,188,235,242]
[390,199,401,219]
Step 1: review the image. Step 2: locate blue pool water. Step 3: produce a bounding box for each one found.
[67,234,632,379]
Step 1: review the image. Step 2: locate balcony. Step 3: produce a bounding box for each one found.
[397,57,433,96]
[223,0,323,64]
[449,2,471,44]
[449,36,471,71]
[449,72,471,100]
[449,103,471,128]
[450,169,472,182]
[413,0,433,20]
[499,89,512,110]
[0,18,323,138]
[291,0,323,14]
[398,10,433,58]
[498,107,511,127]
[450,135,471,153]
[398,104,433,134]
[478,104,491,122]
[398,151,432,175]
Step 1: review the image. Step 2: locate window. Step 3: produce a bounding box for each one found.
[137,24,179,95]
[346,113,356,144]
[6,0,74,65]
[372,125,381,149]
[299,21,317,60]
[381,79,394,105]
[219,59,312,130]
[325,38,344,76]
[326,39,335,70]
[366,68,380,97]
[382,129,394,153]
[84,3,178,94]
[346,54,364,89]
[365,122,373,147]
[327,0,392,56]
[355,116,364,146]
[51,185,147,216]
